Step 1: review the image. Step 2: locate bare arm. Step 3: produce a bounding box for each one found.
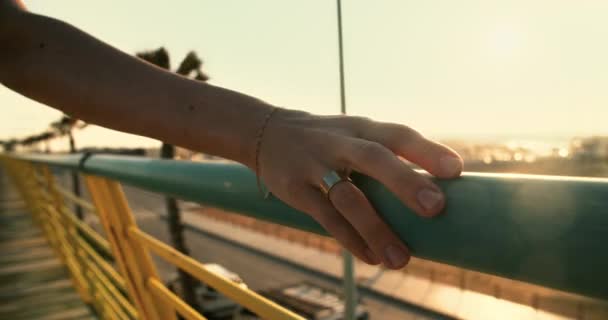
[0,2,268,167]
[0,1,464,269]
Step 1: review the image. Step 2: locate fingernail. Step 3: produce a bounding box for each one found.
[365,248,381,265]
[439,156,463,177]
[385,244,409,268]
[417,188,444,211]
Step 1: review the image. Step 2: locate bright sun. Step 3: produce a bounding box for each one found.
[487,25,523,57]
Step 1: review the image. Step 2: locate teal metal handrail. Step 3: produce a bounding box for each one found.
[12,153,608,300]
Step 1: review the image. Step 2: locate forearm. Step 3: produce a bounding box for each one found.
[0,10,272,167]
[0,2,469,271]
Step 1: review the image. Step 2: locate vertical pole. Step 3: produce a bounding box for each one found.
[343,250,357,320]
[71,171,84,219]
[336,0,347,115]
[337,1,358,319]
[161,142,198,307]
[69,132,84,220]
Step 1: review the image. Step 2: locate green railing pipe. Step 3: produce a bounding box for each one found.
[11,153,608,300]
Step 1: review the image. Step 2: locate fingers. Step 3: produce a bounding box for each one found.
[293,186,382,265]
[328,180,410,269]
[358,122,463,178]
[339,138,446,216]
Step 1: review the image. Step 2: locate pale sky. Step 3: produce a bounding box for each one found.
[2,0,608,150]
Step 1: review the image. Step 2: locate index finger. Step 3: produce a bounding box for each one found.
[358,122,463,178]
[336,138,446,217]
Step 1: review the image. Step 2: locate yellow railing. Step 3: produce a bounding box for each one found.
[1,157,305,320]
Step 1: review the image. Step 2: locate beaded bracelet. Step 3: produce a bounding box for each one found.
[254,106,278,197]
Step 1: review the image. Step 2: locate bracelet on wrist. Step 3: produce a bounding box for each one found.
[254,106,279,197]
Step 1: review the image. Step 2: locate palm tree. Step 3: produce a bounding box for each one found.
[50,115,81,153]
[19,131,56,152]
[4,139,17,152]
[3,115,85,155]
[136,47,208,308]
[51,115,87,219]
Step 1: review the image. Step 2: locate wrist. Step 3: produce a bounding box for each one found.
[233,102,278,169]
[180,82,277,168]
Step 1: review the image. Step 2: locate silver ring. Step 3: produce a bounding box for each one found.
[320,169,351,196]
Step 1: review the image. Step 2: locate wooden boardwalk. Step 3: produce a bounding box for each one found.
[0,170,96,320]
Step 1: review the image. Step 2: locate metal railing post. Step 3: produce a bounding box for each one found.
[41,165,93,302]
[84,174,176,320]
[2,157,142,319]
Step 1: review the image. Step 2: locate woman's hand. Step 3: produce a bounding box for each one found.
[0,3,461,270]
[258,108,463,269]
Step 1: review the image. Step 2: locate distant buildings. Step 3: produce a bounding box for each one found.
[443,135,608,165]
[443,140,537,164]
[569,136,608,161]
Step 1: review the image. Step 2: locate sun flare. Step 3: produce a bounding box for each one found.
[487,25,523,57]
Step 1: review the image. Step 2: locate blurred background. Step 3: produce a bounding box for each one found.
[3,0,607,176]
[2,1,608,319]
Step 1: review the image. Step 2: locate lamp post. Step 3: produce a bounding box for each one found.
[336,1,357,319]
